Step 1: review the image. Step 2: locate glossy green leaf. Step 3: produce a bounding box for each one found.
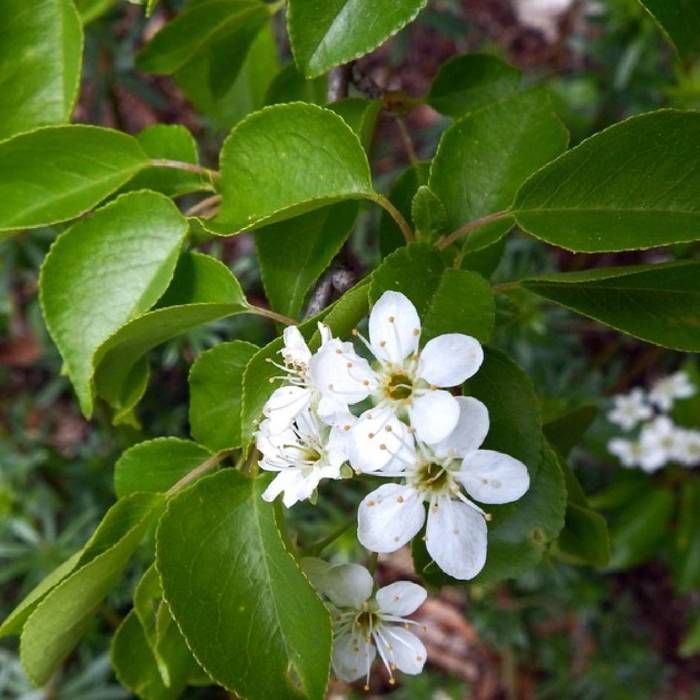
[513,110,700,252]
[157,470,332,700]
[427,53,521,118]
[213,103,374,234]
[189,341,258,451]
[459,237,506,278]
[429,88,568,253]
[327,98,382,153]
[75,0,116,23]
[20,493,164,684]
[265,63,327,106]
[543,404,598,457]
[288,0,428,77]
[256,202,358,319]
[607,488,674,570]
[421,269,495,343]
[128,125,207,197]
[0,126,149,232]
[137,0,269,96]
[672,480,700,595]
[412,186,448,242]
[114,438,212,498]
[638,0,700,60]
[94,252,248,416]
[0,0,83,141]
[40,191,188,416]
[521,261,700,352]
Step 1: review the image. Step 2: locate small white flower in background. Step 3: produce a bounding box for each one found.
[607,388,652,431]
[302,558,427,688]
[513,0,574,41]
[256,408,353,507]
[649,371,695,411]
[674,429,700,467]
[637,415,687,473]
[310,291,483,448]
[356,397,530,580]
[607,437,645,469]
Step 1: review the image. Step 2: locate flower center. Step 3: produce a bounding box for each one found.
[411,461,452,494]
[354,609,379,632]
[384,371,413,401]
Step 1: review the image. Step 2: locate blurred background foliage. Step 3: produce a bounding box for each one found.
[2,0,700,697]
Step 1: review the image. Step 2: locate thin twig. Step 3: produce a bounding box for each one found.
[249,304,297,326]
[185,194,222,217]
[394,115,419,167]
[372,194,414,244]
[166,450,232,497]
[150,158,220,180]
[436,210,511,250]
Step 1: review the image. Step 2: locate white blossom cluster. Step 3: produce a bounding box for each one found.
[256,291,531,686]
[607,372,700,472]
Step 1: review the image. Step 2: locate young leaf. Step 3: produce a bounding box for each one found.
[40,191,188,416]
[137,0,270,97]
[20,493,165,685]
[429,87,568,253]
[128,124,208,197]
[288,0,428,77]
[157,470,332,700]
[255,202,358,319]
[520,261,700,352]
[94,252,249,418]
[213,103,374,234]
[0,126,149,231]
[189,341,259,451]
[427,53,521,118]
[637,0,700,61]
[114,438,212,498]
[0,0,83,141]
[513,110,700,252]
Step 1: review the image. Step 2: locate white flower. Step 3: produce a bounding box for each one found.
[674,429,700,467]
[648,371,695,411]
[303,558,427,688]
[310,291,483,449]
[356,398,530,580]
[256,408,353,507]
[263,324,347,431]
[607,437,645,468]
[637,416,684,472]
[607,389,652,431]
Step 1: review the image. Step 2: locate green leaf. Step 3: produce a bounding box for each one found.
[255,202,358,319]
[308,280,370,348]
[114,438,212,498]
[555,501,610,567]
[326,98,382,153]
[370,242,445,314]
[607,488,674,570]
[521,261,700,352]
[40,191,188,416]
[412,186,448,242]
[74,0,116,23]
[137,0,270,97]
[20,493,164,685]
[421,268,495,343]
[543,404,598,458]
[429,88,568,253]
[427,53,521,118]
[94,252,249,417]
[189,341,258,451]
[175,22,278,131]
[513,110,700,252]
[459,237,506,278]
[672,480,700,595]
[0,0,83,141]
[157,470,332,700]
[288,0,427,77]
[128,125,207,197]
[637,0,700,61]
[265,63,327,106]
[213,103,374,234]
[0,125,149,232]
[680,611,700,658]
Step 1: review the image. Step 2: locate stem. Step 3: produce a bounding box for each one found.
[394,116,418,167]
[327,64,352,102]
[185,194,222,218]
[306,520,354,556]
[435,210,511,250]
[367,551,379,575]
[372,194,414,244]
[150,158,220,180]
[166,450,232,497]
[249,304,297,326]
[493,281,520,294]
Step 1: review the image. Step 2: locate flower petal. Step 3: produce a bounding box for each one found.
[309,339,376,405]
[418,334,483,387]
[380,626,427,675]
[458,450,530,504]
[262,385,311,431]
[432,397,490,459]
[281,326,311,366]
[358,484,425,553]
[322,562,374,609]
[408,390,460,444]
[369,291,421,363]
[261,469,302,506]
[332,632,376,683]
[425,497,487,580]
[349,407,416,474]
[376,581,427,617]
